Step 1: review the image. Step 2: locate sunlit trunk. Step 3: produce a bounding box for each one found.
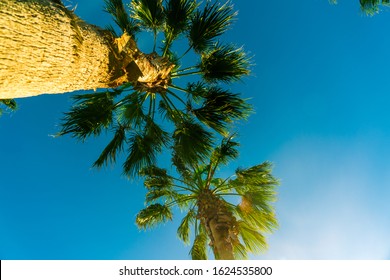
[0,0,174,99]
[198,189,238,260]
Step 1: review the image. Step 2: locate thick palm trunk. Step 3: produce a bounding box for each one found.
[198,189,238,260]
[0,0,173,99]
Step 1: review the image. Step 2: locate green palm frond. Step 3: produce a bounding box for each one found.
[360,0,390,15]
[199,43,251,83]
[232,242,248,260]
[59,91,119,141]
[210,135,239,166]
[164,0,197,46]
[140,165,169,178]
[231,162,279,190]
[191,86,252,135]
[188,1,236,53]
[93,124,127,168]
[143,174,173,189]
[237,221,268,254]
[136,203,173,229]
[235,204,278,233]
[190,230,208,260]
[117,92,146,128]
[177,208,196,244]
[129,0,165,31]
[104,0,139,35]
[0,99,17,116]
[123,120,169,177]
[172,118,214,166]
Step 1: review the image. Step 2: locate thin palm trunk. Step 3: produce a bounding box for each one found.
[0,0,173,99]
[197,189,237,260]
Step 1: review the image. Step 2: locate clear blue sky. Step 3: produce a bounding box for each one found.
[1,0,390,260]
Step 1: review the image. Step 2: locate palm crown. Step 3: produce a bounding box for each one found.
[136,136,279,260]
[59,0,252,177]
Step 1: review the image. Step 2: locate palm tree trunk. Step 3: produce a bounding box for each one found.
[0,0,173,99]
[198,189,238,260]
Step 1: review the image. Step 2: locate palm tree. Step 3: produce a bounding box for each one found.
[136,136,279,260]
[58,0,252,177]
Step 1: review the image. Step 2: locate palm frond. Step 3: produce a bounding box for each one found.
[93,124,127,168]
[188,1,236,53]
[199,43,251,83]
[164,0,197,44]
[136,203,173,229]
[237,221,268,254]
[172,118,214,167]
[59,91,118,141]
[143,173,173,189]
[190,230,208,260]
[140,165,169,178]
[117,92,146,128]
[231,162,279,190]
[360,0,390,15]
[104,0,139,35]
[191,86,252,135]
[0,99,17,116]
[123,120,169,177]
[129,0,165,31]
[177,208,196,244]
[211,135,239,166]
[232,242,248,260]
[235,204,278,233]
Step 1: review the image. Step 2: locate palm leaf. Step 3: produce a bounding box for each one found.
[191,86,252,135]
[123,120,169,177]
[232,242,248,260]
[199,43,251,83]
[177,208,196,244]
[172,118,214,167]
[188,1,236,53]
[190,231,208,260]
[164,0,197,44]
[235,204,278,233]
[93,124,127,168]
[136,203,173,229]
[211,135,239,166]
[117,92,146,128]
[237,220,268,254]
[129,0,165,31]
[140,165,169,178]
[104,0,139,35]
[0,99,17,116]
[231,162,279,190]
[59,91,118,141]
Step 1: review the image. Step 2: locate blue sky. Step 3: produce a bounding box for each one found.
[1,0,390,260]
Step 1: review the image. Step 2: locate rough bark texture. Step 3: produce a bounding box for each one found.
[198,189,238,260]
[0,0,174,99]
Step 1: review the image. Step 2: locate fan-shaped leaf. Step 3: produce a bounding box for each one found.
[164,0,197,43]
[192,87,252,135]
[172,118,214,166]
[136,203,173,229]
[199,43,251,83]
[93,124,127,168]
[177,209,196,244]
[237,221,268,254]
[104,0,139,35]
[190,231,208,260]
[188,1,236,53]
[130,0,165,31]
[59,91,118,141]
